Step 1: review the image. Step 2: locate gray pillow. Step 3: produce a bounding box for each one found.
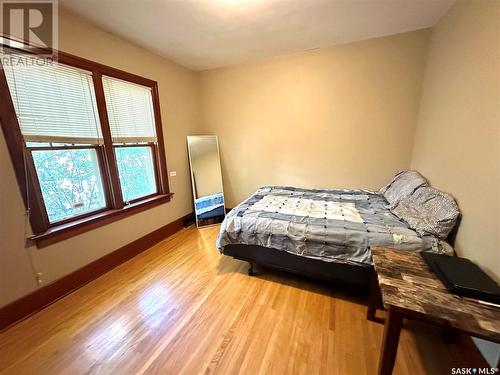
[379,170,428,208]
[392,186,460,239]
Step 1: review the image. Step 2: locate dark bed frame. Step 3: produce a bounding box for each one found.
[222,215,462,288]
[224,244,372,287]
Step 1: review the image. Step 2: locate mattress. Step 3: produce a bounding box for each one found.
[216,186,452,266]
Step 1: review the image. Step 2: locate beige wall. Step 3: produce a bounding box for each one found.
[411,0,500,281]
[0,9,199,307]
[199,30,430,207]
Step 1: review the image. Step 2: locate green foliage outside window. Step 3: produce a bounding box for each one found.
[115,146,157,202]
[32,149,106,223]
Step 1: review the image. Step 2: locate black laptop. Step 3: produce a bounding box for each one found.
[421,252,500,304]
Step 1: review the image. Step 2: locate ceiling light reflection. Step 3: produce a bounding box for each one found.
[138,284,171,328]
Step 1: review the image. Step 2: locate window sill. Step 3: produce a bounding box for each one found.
[30,193,174,248]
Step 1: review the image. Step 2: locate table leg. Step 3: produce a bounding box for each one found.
[377,308,403,375]
[367,272,383,322]
[441,327,458,343]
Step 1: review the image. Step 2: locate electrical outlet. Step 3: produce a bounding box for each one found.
[36,272,43,286]
[169,171,177,177]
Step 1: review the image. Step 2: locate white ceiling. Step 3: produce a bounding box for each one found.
[60,0,455,71]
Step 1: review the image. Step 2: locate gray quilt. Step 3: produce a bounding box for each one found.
[216,186,453,266]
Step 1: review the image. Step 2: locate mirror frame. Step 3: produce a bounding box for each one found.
[187,135,226,228]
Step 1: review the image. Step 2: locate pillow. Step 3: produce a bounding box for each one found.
[392,186,460,239]
[379,170,428,208]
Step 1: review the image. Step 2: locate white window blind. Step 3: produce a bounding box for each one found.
[2,52,102,144]
[102,76,157,143]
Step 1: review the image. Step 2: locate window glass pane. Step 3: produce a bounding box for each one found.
[115,146,157,202]
[25,142,51,148]
[31,149,106,223]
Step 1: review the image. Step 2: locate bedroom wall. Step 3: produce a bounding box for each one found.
[411,0,499,281]
[199,30,430,207]
[410,0,499,365]
[0,8,199,307]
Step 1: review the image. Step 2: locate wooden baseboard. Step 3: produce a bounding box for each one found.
[0,212,194,332]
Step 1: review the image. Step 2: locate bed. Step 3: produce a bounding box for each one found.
[216,173,460,287]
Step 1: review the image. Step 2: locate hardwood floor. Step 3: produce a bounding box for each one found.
[0,226,485,375]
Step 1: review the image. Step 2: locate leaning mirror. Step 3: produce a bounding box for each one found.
[187,135,226,227]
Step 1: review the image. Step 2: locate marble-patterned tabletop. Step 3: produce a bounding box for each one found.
[372,247,500,343]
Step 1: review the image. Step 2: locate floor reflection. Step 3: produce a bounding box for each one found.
[138,284,171,329]
[86,318,129,361]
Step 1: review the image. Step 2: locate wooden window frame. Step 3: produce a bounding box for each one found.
[0,45,173,248]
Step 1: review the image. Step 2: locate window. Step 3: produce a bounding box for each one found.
[103,76,158,203]
[0,47,171,247]
[115,146,157,202]
[31,147,107,223]
[3,54,107,223]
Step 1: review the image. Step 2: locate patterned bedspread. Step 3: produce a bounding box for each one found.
[216,186,452,266]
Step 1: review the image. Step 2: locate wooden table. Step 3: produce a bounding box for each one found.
[368,247,500,375]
